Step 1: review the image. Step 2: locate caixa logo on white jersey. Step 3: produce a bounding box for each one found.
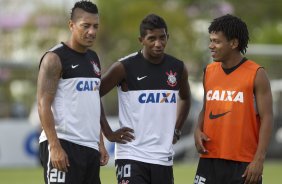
[76,80,100,91]
[206,90,244,103]
[138,92,176,103]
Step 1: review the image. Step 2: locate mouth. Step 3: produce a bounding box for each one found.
[85,36,95,42]
[154,49,163,54]
[210,50,216,58]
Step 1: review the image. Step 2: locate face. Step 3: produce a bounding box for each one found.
[139,28,168,61]
[69,9,99,51]
[209,31,236,62]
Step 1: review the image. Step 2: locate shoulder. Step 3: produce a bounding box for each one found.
[49,43,65,52]
[206,61,220,68]
[243,60,261,71]
[39,43,63,65]
[204,62,220,74]
[109,60,124,70]
[165,54,184,65]
[118,52,139,63]
[87,49,99,57]
[164,54,185,76]
[40,52,61,71]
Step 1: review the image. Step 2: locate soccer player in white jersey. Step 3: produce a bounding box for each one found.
[37,1,131,183]
[100,14,191,184]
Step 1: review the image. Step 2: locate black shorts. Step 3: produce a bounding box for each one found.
[115,159,174,184]
[194,158,262,184]
[39,139,101,184]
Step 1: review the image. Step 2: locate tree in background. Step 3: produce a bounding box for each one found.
[1,0,282,116]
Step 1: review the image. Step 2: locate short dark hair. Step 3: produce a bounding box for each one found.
[139,14,168,37]
[208,14,249,54]
[70,0,98,20]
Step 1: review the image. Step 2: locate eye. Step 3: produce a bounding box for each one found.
[81,24,90,29]
[160,35,167,41]
[147,37,156,42]
[210,39,220,44]
[93,24,99,29]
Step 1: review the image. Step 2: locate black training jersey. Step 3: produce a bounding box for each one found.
[116,51,184,166]
[39,42,101,150]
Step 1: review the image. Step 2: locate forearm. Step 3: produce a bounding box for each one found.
[195,109,205,132]
[99,131,105,146]
[100,120,114,139]
[38,101,60,148]
[175,97,190,130]
[100,102,113,139]
[253,115,273,162]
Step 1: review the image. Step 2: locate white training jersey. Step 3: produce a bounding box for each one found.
[39,43,101,151]
[116,51,184,166]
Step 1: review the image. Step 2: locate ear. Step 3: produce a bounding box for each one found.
[138,36,143,45]
[167,34,170,40]
[69,20,74,31]
[230,38,239,49]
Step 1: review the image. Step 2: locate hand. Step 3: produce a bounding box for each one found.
[173,135,179,144]
[194,129,210,154]
[99,143,109,166]
[108,127,135,144]
[242,160,263,184]
[50,144,70,172]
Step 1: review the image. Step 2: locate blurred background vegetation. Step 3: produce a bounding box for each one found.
[1,0,282,117]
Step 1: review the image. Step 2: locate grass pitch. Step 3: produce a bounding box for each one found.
[0,161,281,184]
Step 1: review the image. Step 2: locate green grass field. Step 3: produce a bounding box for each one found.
[0,161,281,184]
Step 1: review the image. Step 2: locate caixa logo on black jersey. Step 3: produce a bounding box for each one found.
[138,92,176,103]
[76,80,100,91]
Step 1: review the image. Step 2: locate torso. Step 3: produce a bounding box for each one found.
[39,42,101,150]
[115,51,184,166]
[202,60,261,162]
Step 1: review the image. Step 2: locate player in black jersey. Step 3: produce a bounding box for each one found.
[100,14,191,184]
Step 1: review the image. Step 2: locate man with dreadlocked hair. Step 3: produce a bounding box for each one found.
[193,14,273,184]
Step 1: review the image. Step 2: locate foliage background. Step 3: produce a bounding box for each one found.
[0,0,282,115]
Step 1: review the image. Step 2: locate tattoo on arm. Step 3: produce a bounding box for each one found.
[38,53,62,98]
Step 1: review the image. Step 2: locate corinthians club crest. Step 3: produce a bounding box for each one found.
[166,70,177,87]
[91,61,101,76]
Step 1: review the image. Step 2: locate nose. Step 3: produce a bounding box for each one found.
[154,39,162,47]
[209,42,214,49]
[88,27,97,36]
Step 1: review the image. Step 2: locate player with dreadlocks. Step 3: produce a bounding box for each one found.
[193,14,273,184]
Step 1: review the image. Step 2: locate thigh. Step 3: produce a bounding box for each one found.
[115,159,150,184]
[40,140,85,184]
[194,158,214,184]
[40,140,71,184]
[151,164,174,184]
[84,148,101,184]
[227,161,262,184]
[194,158,262,184]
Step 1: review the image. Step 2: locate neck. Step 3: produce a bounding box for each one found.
[66,40,87,53]
[221,54,244,69]
[141,49,164,64]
